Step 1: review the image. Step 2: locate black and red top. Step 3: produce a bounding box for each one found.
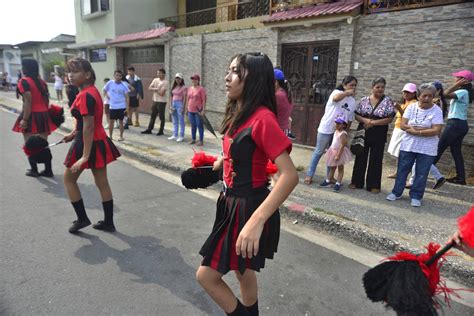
[12,77,57,134]
[222,106,292,190]
[64,85,120,169]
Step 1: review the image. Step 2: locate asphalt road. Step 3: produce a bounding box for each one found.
[1,110,472,315]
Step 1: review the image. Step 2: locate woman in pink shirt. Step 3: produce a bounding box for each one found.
[274,69,294,134]
[168,73,187,142]
[185,74,207,146]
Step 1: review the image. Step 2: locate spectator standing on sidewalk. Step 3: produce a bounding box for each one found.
[304,76,358,185]
[12,58,57,177]
[141,69,168,135]
[432,70,473,186]
[186,74,207,146]
[386,83,443,207]
[104,70,130,141]
[274,68,294,137]
[125,67,144,127]
[52,71,64,102]
[197,52,298,316]
[102,77,110,128]
[62,58,120,234]
[386,83,417,178]
[168,73,186,142]
[350,77,395,193]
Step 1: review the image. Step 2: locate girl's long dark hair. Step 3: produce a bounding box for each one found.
[459,82,473,104]
[171,77,185,91]
[437,85,448,118]
[335,75,358,91]
[276,79,293,104]
[221,53,277,135]
[21,59,49,104]
[66,58,96,85]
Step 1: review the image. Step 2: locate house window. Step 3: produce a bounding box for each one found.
[89,48,107,62]
[82,0,109,16]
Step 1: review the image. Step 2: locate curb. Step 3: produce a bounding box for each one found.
[2,103,473,288]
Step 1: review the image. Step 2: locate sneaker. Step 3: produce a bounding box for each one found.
[134,121,140,127]
[196,141,203,146]
[333,183,341,192]
[141,129,152,134]
[319,180,331,188]
[39,170,54,178]
[25,169,40,177]
[411,198,422,207]
[287,132,296,140]
[117,137,124,141]
[168,135,177,140]
[386,193,402,201]
[176,137,184,142]
[156,131,164,136]
[188,140,196,145]
[446,177,466,185]
[68,219,91,233]
[432,177,446,190]
[370,188,380,194]
[92,220,116,232]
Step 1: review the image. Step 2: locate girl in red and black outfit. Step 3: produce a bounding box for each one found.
[12,58,57,177]
[196,53,298,315]
[62,58,120,234]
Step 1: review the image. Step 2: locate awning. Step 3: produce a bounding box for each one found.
[109,27,175,47]
[67,39,111,49]
[263,0,363,24]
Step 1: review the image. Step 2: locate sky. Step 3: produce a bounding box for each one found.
[1,0,76,45]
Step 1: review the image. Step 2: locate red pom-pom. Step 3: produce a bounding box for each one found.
[458,206,474,248]
[191,151,217,168]
[265,160,278,175]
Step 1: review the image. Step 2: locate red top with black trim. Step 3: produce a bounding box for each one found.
[222,106,292,189]
[17,77,49,112]
[70,85,107,141]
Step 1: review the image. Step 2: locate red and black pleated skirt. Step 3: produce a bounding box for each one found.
[64,132,121,169]
[199,186,280,275]
[12,111,57,134]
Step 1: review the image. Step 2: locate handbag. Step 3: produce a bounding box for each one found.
[349,95,385,155]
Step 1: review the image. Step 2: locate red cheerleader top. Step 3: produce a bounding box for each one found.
[70,85,107,141]
[17,77,49,112]
[223,106,292,189]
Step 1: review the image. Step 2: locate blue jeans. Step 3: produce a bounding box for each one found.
[188,112,203,141]
[306,132,333,178]
[171,100,185,138]
[392,150,436,200]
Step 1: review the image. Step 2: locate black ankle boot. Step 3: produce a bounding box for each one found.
[227,299,249,316]
[26,157,39,177]
[93,200,115,232]
[40,157,54,177]
[69,199,91,233]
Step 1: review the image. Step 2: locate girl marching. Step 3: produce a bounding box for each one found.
[62,58,121,234]
[12,58,58,177]
[320,117,352,192]
[196,52,298,315]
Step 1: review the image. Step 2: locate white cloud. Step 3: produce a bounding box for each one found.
[1,0,76,45]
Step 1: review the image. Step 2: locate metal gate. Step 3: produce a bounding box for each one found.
[281,41,339,146]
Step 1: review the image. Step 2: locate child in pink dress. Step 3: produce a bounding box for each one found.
[320,117,352,192]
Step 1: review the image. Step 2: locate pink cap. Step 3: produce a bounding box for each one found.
[452,70,474,81]
[402,83,417,93]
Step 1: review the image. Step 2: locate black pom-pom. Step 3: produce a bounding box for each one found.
[23,136,51,163]
[49,104,65,127]
[31,147,52,164]
[181,168,221,189]
[363,260,400,303]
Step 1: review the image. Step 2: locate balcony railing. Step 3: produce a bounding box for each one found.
[364,0,467,14]
[270,0,334,13]
[160,0,270,29]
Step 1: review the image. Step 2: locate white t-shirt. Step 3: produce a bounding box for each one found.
[150,78,169,103]
[318,89,356,134]
[400,102,444,156]
[104,80,129,109]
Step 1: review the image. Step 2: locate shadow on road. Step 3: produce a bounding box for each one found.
[73,232,218,315]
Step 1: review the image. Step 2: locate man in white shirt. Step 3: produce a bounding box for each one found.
[141,69,169,135]
[104,70,130,141]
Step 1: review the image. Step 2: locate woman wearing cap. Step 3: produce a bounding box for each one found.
[386,83,418,178]
[185,74,207,146]
[304,76,358,185]
[431,70,473,185]
[168,73,186,142]
[349,77,395,193]
[386,83,443,207]
[274,69,294,135]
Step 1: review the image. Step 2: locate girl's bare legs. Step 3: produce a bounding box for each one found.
[336,165,344,184]
[109,119,114,139]
[327,166,336,182]
[63,168,83,202]
[196,266,239,313]
[91,167,112,201]
[119,119,124,139]
[235,270,258,306]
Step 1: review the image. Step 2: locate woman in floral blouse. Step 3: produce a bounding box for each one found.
[349,77,395,193]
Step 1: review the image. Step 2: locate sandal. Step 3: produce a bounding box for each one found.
[304,177,313,185]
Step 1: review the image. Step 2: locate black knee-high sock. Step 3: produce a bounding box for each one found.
[71,199,89,222]
[245,301,258,316]
[102,200,114,225]
[28,157,38,172]
[227,299,249,316]
[43,149,52,173]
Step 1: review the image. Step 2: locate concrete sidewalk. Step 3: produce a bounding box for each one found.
[1,90,473,287]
